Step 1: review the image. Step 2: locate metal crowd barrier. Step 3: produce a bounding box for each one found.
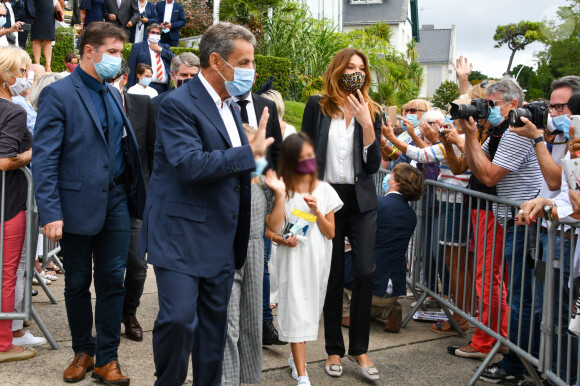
[0,167,59,349]
[387,177,580,386]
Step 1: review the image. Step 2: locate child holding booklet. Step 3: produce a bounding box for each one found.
[268,133,343,386]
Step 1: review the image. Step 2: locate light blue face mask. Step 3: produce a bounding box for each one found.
[0,17,6,27]
[382,173,398,193]
[552,115,572,140]
[445,115,454,125]
[218,55,255,98]
[162,28,170,34]
[251,157,268,178]
[406,114,419,127]
[487,106,505,127]
[92,51,122,80]
[140,76,152,87]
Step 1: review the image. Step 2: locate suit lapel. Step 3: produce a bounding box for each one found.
[189,77,233,148]
[109,84,132,136]
[353,121,362,175]
[71,71,106,145]
[317,113,331,179]
[252,93,264,120]
[231,103,248,145]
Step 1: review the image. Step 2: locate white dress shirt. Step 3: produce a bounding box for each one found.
[232,93,258,129]
[163,1,173,23]
[198,71,242,148]
[324,114,371,185]
[148,42,168,84]
[127,83,158,98]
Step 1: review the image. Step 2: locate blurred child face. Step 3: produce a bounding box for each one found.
[299,142,315,161]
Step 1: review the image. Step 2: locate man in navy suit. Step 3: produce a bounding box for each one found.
[128,23,174,94]
[155,0,185,47]
[139,22,273,385]
[32,22,145,385]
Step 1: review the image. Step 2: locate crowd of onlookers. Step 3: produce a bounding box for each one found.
[0,15,579,386]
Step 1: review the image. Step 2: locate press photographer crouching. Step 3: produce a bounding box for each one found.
[452,79,544,384]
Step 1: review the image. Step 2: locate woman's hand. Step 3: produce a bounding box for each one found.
[419,121,440,144]
[452,56,473,80]
[400,117,414,132]
[382,123,395,141]
[280,235,298,248]
[304,194,321,216]
[8,21,24,33]
[264,169,285,195]
[347,89,373,130]
[440,124,462,147]
[517,197,552,225]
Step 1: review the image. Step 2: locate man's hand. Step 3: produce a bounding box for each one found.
[164,22,171,29]
[43,220,64,242]
[126,21,133,28]
[149,43,161,53]
[264,169,285,195]
[509,116,541,139]
[452,56,473,80]
[517,197,551,225]
[460,117,478,138]
[108,14,117,21]
[141,16,148,23]
[249,107,274,158]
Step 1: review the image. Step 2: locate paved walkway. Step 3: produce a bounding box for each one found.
[1,266,505,385]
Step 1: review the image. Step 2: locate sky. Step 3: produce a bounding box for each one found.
[419,0,571,78]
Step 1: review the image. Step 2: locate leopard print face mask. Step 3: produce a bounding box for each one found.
[339,72,365,93]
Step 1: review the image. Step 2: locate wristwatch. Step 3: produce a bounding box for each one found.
[543,205,554,222]
[531,136,543,147]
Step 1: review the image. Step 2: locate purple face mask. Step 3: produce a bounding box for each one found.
[296,158,316,175]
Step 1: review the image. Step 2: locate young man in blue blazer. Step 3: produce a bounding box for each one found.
[155,0,185,47]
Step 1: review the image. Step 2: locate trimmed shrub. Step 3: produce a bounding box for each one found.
[253,54,290,98]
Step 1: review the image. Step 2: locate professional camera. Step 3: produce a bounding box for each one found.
[449,98,489,120]
[507,100,548,129]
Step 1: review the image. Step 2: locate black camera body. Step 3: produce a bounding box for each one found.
[507,100,548,129]
[449,98,489,120]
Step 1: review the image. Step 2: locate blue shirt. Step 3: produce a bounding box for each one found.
[12,96,36,133]
[77,66,125,178]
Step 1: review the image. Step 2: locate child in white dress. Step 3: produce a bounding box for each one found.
[268,133,343,386]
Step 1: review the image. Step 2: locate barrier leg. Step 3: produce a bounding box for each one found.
[33,269,58,304]
[31,305,59,350]
[402,291,427,328]
[468,341,502,386]
[516,352,544,386]
[440,303,464,336]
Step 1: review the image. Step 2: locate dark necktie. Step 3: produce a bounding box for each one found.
[237,99,249,124]
[100,87,116,182]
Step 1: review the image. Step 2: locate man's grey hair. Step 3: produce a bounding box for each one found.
[199,22,256,68]
[486,78,524,107]
[114,58,130,78]
[147,23,162,34]
[171,52,200,74]
[551,75,580,93]
[30,73,65,111]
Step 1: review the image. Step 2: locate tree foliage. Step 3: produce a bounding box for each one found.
[468,70,488,83]
[431,80,459,110]
[219,0,288,42]
[510,64,535,91]
[494,21,542,74]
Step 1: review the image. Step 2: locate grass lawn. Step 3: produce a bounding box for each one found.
[284,100,306,131]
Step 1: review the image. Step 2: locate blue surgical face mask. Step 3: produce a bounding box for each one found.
[445,115,454,125]
[406,114,419,127]
[382,174,398,193]
[140,76,152,87]
[218,55,255,98]
[0,17,6,27]
[552,115,572,140]
[251,157,268,178]
[487,106,506,127]
[162,28,170,34]
[92,50,122,80]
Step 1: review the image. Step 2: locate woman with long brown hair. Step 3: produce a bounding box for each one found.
[301,48,382,381]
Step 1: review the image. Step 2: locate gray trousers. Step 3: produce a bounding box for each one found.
[221,240,263,385]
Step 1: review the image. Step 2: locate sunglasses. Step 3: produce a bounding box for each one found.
[548,103,568,113]
[486,99,504,108]
[404,108,424,114]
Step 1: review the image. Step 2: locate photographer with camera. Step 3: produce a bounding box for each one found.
[454,79,543,383]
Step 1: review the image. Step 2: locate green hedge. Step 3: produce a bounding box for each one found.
[26,28,75,73]
[28,34,291,96]
[122,45,291,97]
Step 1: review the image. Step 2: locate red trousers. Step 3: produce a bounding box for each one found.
[470,209,509,353]
[0,211,26,351]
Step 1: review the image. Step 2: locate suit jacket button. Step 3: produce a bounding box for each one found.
[103,165,109,170]
[234,185,240,191]
[233,214,239,219]
[355,176,358,182]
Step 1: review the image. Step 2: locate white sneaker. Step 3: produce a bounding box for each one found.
[32,277,51,286]
[40,271,57,281]
[297,376,311,385]
[12,331,47,346]
[288,354,308,381]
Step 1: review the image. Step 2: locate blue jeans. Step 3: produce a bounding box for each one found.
[263,230,273,322]
[498,223,543,376]
[539,230,578,383]
[60,184,130,367]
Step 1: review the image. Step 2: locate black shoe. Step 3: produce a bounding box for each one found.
[32,289,38,296]
[479,363,524,384]
[262,320,287,345]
